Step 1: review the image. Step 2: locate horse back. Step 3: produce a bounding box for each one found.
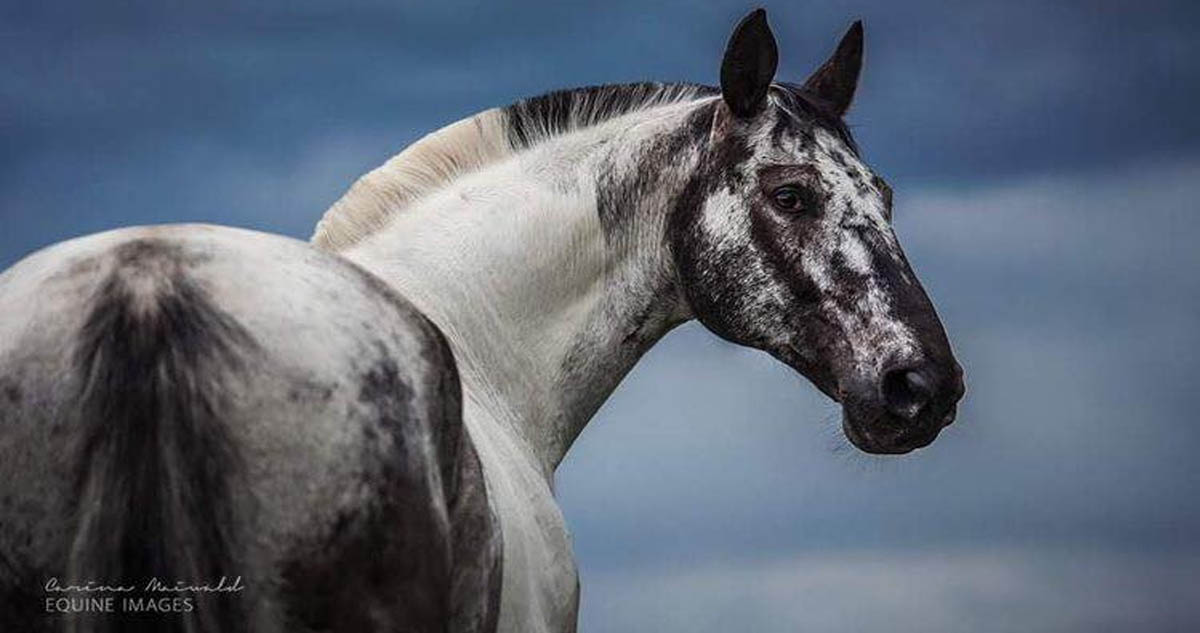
[0,224,499,633]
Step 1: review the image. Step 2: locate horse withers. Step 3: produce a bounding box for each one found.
[0,9,963,633]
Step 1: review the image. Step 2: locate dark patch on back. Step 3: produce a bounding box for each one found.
[305,253,502,631]
[285,377,336,404]
[67,237,253,633]
[56,238,212,282]
[1,381,19,406]
[281,348,450,632]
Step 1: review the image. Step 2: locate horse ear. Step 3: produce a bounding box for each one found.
[720,9,778,119]
[802,20,863,117]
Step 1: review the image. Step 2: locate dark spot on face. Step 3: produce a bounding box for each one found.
[827,249,872,317]
[668,104,752,242]
[770,107,816,149]
[670,96,848,358]
[667,114,763,344]
[770,83,859,155]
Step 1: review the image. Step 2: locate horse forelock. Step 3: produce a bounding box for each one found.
[767,83,859,156]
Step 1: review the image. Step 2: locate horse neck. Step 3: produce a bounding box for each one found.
[340,101,711,476]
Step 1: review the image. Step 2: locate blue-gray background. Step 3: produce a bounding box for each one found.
[4,1,1199,630]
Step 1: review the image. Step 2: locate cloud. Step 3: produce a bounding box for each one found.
[3,0,1199,190]
[578,547,1200,633]
[897,160,1200,279]
[0,128,377,265]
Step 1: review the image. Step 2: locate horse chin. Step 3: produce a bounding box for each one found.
[840,411,942,455]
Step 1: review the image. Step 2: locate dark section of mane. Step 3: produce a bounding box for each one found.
[501,81,857,157]
[68,239,253,633]
[502,82,718,149]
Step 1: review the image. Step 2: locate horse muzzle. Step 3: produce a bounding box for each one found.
[840,359,965,455]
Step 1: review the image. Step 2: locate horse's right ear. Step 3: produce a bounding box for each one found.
[720,9,778,119]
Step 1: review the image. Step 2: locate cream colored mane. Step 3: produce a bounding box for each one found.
[311,108,511,251]
[311,83,715,251]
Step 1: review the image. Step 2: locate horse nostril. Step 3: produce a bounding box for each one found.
[881,367,933,420]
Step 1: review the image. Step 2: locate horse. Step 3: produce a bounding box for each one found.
[0,9,964,633]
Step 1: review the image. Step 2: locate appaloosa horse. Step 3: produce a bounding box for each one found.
[0,9,963,633]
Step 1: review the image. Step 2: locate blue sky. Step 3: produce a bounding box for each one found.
[3,1,1199,630]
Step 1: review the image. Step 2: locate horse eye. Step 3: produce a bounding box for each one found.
[770,186,806,212]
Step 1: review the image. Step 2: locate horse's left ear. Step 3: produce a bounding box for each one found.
[802,20,863,117]
[720,9,779,119]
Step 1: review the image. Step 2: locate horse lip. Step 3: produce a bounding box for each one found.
[840,416,908,454]
[841,411,941,455]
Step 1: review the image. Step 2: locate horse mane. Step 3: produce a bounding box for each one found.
[311,82,717,250]
[310,82,856,251]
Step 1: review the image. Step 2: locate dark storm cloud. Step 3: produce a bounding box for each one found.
[3,1,1198,220]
